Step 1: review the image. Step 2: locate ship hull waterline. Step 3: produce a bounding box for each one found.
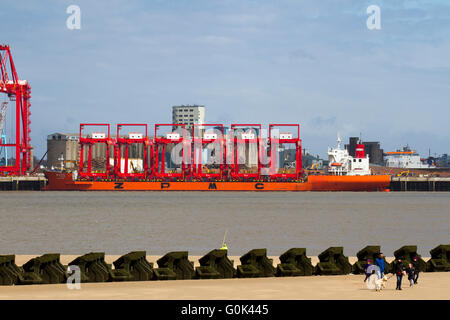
[43,172,391,191]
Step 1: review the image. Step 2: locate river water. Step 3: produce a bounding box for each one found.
[0,191,448,257]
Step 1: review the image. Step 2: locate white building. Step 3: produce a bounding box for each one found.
[385,146,435,169]
[172,105,205,130]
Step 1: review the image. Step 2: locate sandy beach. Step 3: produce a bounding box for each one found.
[1,255,448,300]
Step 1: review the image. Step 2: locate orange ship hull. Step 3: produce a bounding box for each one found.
[43,172,391,191]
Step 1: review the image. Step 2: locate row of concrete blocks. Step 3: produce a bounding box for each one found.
[0,245,448,285]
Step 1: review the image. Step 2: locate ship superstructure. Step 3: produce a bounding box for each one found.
[327,135,371,176]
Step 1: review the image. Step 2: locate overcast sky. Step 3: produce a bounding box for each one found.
[2,0,449,158]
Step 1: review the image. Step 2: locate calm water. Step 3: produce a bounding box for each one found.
[0,192,448,257]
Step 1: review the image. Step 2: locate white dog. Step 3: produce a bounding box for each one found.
[374,275,389,291]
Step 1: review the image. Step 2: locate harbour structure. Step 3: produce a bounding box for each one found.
[0,102,7,166]
[0,45,32,175]
[385,145,436,169]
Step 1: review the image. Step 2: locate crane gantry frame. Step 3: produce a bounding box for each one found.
[0,44,31,175]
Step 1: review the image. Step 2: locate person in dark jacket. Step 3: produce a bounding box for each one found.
[412,256,420,284]
[393,258,406,290]
[406,263,416,287]
[375,253,386,278]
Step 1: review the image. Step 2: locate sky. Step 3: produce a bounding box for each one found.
[1,0,450,159]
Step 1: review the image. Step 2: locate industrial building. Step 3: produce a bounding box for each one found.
[345,137,384,165]
[46,133,80,170]
[172,105,205,131]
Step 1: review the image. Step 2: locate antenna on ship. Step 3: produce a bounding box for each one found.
[220,229,228,251]
[337,132,341,149]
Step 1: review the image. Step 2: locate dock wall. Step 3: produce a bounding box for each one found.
[0,176,47,191]
[390,177,450,191]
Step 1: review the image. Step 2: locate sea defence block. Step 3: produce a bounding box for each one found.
[112,251,154,281]
[68,252,112,283]
[236,249,276,278]
[393,245,427,272]
[195,249,235,279]
[315,247,352,275]
[276,248,313,277]
[0,255,23,286]
[156,251,195,280]
[426,244,450,272]
[353,246,391,274]
[152,267,177,280]
[20,254,67,285]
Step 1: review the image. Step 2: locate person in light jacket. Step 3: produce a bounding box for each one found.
[363,259,372,282]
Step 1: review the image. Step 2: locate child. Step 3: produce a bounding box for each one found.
[406,263,415,287]
[363,259,372,282]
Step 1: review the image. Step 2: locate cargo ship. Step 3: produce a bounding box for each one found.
[44,171,390,191]
[43,123,390,191]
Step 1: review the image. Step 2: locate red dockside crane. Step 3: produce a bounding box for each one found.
[154,123,188,180]
[115,124,152,179]
[192,124,225,181]
[268,124,303,181]
[78,123,113,179]
[0,44,31,175]
[230,124,262,181]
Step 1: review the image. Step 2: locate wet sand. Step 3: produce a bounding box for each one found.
[2,255,448,300]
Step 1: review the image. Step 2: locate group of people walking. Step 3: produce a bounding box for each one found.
[393,256,420,290]
[363,253,421,290]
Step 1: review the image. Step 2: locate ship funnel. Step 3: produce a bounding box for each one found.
[355,144,365,158]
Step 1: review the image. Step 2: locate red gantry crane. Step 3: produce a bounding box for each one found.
[230,124,262,181]
[268,124,303,181]
[154,123,188,180]
[0,45,31,175]
[114,124,152,179]
[78,123,113,179]
[192,124,225,181]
